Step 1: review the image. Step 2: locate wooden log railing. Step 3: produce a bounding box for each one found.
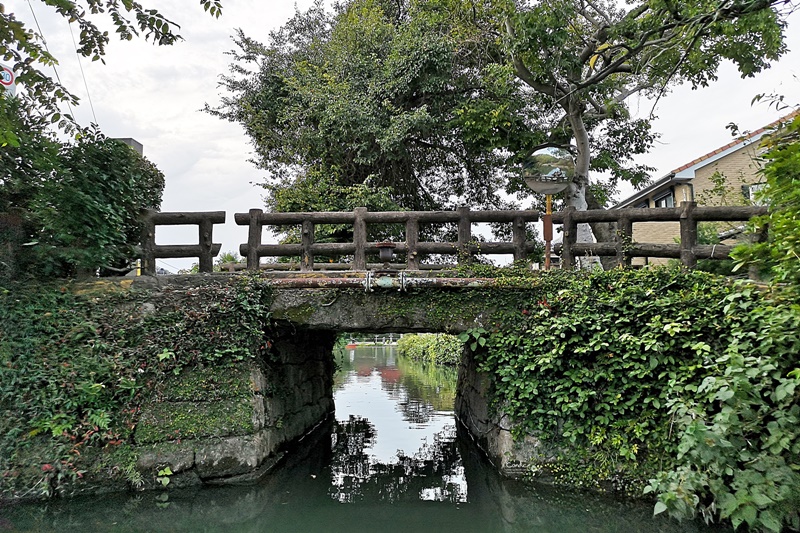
[553,202,768,269]
[234,207,541,272]
[140,209,225,274]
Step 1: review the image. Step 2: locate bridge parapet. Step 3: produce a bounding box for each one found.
[136,203,768,275]
[234,207,540,272]
[554,202,768,268]
[140,209,225,275]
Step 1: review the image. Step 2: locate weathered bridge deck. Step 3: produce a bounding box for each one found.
[131,271,522,333]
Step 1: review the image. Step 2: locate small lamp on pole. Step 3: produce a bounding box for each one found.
[523,165,570,270]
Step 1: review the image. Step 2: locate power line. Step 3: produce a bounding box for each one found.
[156,259,184,273]
[25,0,75,120]
[67,20,98,124]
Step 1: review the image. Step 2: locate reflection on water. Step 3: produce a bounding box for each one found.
[330,345,466,503]
[329,417,464,504]
[1,345,727,532]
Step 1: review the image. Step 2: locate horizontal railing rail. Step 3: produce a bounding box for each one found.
[234,207,541,272]
[137,203,767,275]
[218,262,450,272]
[552,202,768,269]
[140,209,225,274]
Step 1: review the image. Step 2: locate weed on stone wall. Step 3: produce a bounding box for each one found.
[0,275,274,500]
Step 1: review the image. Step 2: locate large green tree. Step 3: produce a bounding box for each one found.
[0,0,222,131]
[212,0,791,253]
[209,0,539,212]
[479,0,791,244]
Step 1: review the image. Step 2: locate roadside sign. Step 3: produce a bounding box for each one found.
[1,64,16,96]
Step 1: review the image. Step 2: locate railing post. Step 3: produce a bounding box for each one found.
[140,209,156,276]
[561,207,577,270]
[512,216,526,262]
[301,219,315,272]
[679,201,697,268]
[457,206,471,265]
[198,217,214,273]
[616,218,633,268]
[247,209,263,271]
[406,216,420,270]
[353,207,367,270]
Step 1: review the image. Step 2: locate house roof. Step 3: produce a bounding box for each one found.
[671,108,799,175]
[614,109,799,209]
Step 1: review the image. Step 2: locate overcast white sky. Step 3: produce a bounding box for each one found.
[8,1,800,271]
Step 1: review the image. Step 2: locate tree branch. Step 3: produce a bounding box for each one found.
[647,29,707,116]
[505,18,563,100]
[583,0,614,26]
[612,81,653,104]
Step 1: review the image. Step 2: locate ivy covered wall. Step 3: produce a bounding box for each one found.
[0,276,334,500]
[1,268,798,531]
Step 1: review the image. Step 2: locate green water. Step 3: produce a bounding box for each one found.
[0,346,726,532]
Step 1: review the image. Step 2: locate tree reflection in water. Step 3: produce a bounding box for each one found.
[380,355,458,425]
[329,416,466,504]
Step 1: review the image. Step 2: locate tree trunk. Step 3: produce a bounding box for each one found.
[566,104,598,268]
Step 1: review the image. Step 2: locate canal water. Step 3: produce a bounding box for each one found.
[1,345,725,532]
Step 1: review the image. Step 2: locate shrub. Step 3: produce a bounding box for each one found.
[647,290,800,531]
[1,96,165,279]
[459,266,799,530]
[733,109,800,288]
[397,333,462,366]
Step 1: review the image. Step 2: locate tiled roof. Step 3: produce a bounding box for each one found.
[671,108,800,174]
[613,108,798,209]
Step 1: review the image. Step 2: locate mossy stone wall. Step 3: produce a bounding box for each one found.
[133,329,336,489]
[455,348,554,478]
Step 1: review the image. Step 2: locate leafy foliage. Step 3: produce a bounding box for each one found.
[647,290,800,531]
[647,106,800,532]
[465,266,799,529]
[733,108,800,288]
[475,269,740,465]
[210,0,791,253]
[1,97,164,279]
[208,0,535,212]
[0,276,273,497]
[497,0,789,202]
[0,97,60,211]
[397,333,462,366]
[266,170,405,245]
[0,0,223,132]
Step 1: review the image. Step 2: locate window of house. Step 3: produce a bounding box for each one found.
[634,200,649,209]
[654,191,675,208]
[742,183,767,205]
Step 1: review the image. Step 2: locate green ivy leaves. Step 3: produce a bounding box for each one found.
[466,266,799,528]
[648,297,800,532]
[0,276,274,497]
[458,327,487,352]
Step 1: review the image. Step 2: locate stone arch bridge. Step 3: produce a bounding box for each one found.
[120,271,526,491]
[80,199,767,491]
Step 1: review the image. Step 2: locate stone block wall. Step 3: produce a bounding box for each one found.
[455,349,554,479]
[134,328,336,488]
